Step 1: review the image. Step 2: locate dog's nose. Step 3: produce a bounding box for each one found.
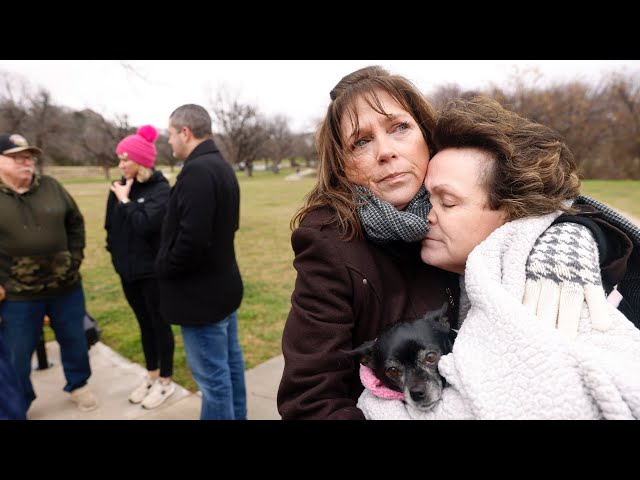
[410,387,426,402]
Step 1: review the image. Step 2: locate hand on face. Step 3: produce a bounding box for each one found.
[421,148,506,274]
[110,178,133,203]
[342,91,429,210]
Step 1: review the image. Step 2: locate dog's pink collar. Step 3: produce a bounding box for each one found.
[359,364,405,400]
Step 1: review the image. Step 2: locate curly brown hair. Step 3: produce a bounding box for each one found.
[432,96,581,221]
[291,65,437,240]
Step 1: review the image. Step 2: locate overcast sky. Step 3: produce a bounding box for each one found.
[2,60,638,133]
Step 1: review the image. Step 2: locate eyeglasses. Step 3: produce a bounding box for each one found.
[4,152,38,164]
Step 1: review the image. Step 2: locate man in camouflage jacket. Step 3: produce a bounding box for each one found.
[0,133,98,414]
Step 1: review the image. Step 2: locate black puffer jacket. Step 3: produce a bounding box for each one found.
[105,170,170,282]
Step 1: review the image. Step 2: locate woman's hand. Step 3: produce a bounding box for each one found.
[0,284,5,302]
[523,222,611,337]
[110,178,134,204]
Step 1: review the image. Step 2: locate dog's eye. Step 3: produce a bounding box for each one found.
[425,352,439,364]
[386,367,400,378]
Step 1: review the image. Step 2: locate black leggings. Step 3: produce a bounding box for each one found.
[121,278,175,378]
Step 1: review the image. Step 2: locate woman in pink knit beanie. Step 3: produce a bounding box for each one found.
[105,125,176,410]
[115,125,158,181]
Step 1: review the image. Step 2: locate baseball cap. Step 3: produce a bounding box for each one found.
[0,134,43,155]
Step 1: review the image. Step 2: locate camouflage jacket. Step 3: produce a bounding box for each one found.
[0,174,85,301]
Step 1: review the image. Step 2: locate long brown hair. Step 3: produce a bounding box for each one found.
[291,66,437,241]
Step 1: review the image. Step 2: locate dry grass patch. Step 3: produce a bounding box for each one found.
[50,167,312,391]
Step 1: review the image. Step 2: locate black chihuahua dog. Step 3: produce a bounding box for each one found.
[347,302,456,412]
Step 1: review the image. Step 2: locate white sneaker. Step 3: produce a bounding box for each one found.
[129,376,155,404]
[141,380,176,409]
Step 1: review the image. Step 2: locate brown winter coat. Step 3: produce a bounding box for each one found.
[277,206,460,420]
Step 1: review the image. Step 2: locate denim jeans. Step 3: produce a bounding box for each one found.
[0,285,91,409]
[0,330,27,419]
[181,310,247,420]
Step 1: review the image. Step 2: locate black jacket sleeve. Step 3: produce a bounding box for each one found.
[104,190,118,252]
[158,164,214,277]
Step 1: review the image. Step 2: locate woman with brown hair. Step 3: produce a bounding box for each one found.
[277,66,460,419]
[358,96,640,419]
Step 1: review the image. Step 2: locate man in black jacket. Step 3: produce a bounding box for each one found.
[156,104,246,420]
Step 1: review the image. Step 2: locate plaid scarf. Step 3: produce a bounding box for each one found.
[354,184,430,244]
[575,195,640,246]
[575,195,640,328]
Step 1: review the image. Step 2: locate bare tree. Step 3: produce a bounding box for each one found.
[290,131,317,169]
[0,73,74,173]
[118,61,153,83]
[0,71,31,133]
[25,88,68,173]
[209,90,270,177]
[603,71,640,177]
[262,115,295,173]
[2,66,640,180]
[156,133,176,171]
[72,110,130,179]
[426,83,475,110]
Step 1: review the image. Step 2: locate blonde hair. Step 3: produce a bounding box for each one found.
[135,165,154,183]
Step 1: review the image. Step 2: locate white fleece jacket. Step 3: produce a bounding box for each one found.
[358,211,640,420]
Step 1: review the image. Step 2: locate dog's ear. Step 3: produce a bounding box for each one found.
[438,301,451,329]
[342,340,375,368]
[438,301,457,353]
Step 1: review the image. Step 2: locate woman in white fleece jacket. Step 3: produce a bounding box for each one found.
[422,96,617,338]
[358,96,640,420]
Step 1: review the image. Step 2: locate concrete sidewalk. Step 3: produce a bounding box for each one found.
[27,341,283,420]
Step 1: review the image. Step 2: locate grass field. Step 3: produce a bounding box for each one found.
[580,180,640,220]
[44,166,640,392]
[48,165,315,392]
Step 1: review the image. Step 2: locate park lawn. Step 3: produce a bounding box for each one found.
[46,167,639,393]
[50,166,314,392]
[580,180,640,220]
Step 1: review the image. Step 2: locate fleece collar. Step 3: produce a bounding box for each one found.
[359,364,404,400]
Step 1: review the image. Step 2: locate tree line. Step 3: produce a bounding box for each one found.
[1,69,639,180]
[428,69,640,179]
[0,71,317,179]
